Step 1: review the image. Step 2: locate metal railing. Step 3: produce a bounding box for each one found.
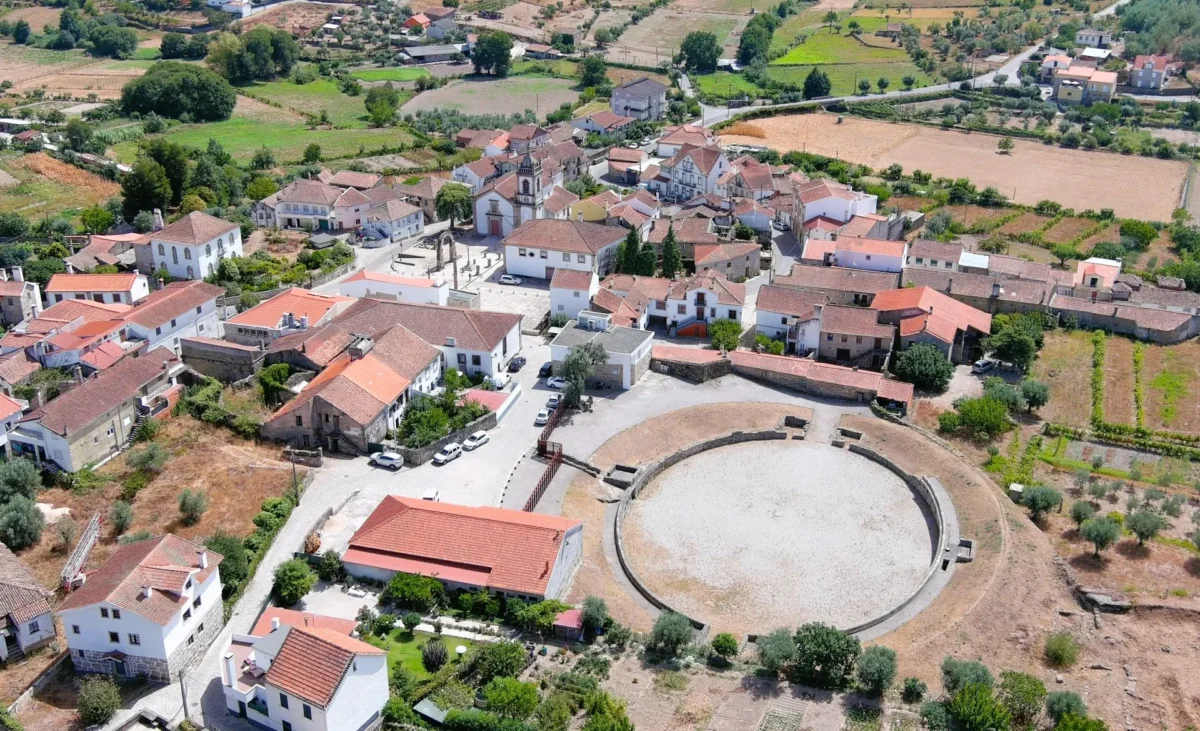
[524,442,562,513]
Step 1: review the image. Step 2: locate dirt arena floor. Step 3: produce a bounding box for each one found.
[720,113,1189,219]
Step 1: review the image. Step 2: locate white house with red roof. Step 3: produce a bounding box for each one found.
[501,219,626,280]
[143,212,242,281]
[221,620,387,731]
[755,285,827,354]
[452,156,502,193]
[593,270,746,334]
[0,267,41,326]
[872,286,992,363]
[802,235,907,273]
[571,110,636,135]
[344,497,583,600]
[656,124,714,158]
[550,268,599,320]
[695,242,761,280]
[0,391,26,453]
[1130,55,1171,89]
[718,157,775,202]
[226,289,356,347]
[59,534,223,682]
[45,273,150,307]
[338,270,449,306]
[121,280,226,356]
[793,176,878,225]
[651,144,730,202]
[0,542,53,663]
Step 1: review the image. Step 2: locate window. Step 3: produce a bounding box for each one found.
[196,306,202,314]
[577,254,585,263]
[471,355,481,366]
[72,625,80,634]
[187,635,194,645]
[728,310,736,319]
[198,622,204,633]
[218,237,224,246]
[112,609,121,620]
[187,266,194,278]
[171,319,177,328]
[518,248,527,257]
[193,596,201,608]
[826,334,833,341]
[557,304,564,311]
[109,632,119,643]
[172,247,179,264]
[158,244,165,256]
[28,620,38,633]
[540,250,547,259]
[295,415,303,427]
[206,244,211,256]
[865,255,872,261]
[856,336,862,344]
[155,326,162,336]
[283,723,292,731]
[183,608,192,621]
[945,261,952,269]
[303,704,312,720]
[677,304,685,315]
[129,633,140,645]
[280,694,289,709]
[573,291,579,298]
[840,335,847,343]
[562,253,570,262]
[875,338,883,349]
[457,353,467,365]
[915,257,923,264]
[100,608,109,618]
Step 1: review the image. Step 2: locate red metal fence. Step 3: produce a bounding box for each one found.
[537,406,564,456]
[524,442,562,512]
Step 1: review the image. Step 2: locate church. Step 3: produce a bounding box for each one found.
[472,152,579,237]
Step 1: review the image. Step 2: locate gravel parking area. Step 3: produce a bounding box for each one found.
[623,441,935,634]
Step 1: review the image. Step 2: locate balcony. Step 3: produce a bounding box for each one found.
[247,697,269,718]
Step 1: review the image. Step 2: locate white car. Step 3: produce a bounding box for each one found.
[971,359,996,375]
[463,431,490,450]
[368,452,403,471]
[490,372,511,389]
[534,409,551,426]
[546,376,567,389]
[422,488,441,502]
[499,274,522,285]
[546,394,562,410]
[432,442,462,465]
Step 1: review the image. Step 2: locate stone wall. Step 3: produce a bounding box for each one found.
[73,647,171,683]
[732,362,876,402]
[649,356,733,383]
[167,601,224,676]
[180,338,265,382]
[394,411,498,465]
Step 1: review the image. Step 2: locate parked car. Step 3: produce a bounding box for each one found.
[538,362,553,378]
[546,394,562,410]
[422,488,440,501]
[490,372,511,389]
[368,452,403,471]
[432,442,462,465]
[534,409,551,426]
[971,359,995,375]
[508,356,527,373]
[463,431,490,450]
[499,274,522,285]
[546,376,567,389]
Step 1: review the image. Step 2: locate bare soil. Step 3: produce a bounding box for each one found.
[720,114,1189,219]
[996,211,1050,236]
[1042,216,1098,245]
[1080,224,1120,251]
[246,228,308,263]
[1031,330,1094,428]
[945,204,1004,227]
[241,2,344,33]
[1103,335,1136,427]
[10,58,148,99]
[1,5,62,28]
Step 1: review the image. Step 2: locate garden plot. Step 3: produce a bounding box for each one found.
[400,76,578,117]
[996,211,1050,236]
[0,152,120,219]
[1102,336,1135,427]
[1143,340,1200,433]
[1041,216,1098,245]
[1030,330,1094,428]
[943,204,1007,228]
[772,31,910,65]
[14,58,153,100]
[605,11,744,67]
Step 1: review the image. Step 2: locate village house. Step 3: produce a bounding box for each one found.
[801,235,907,273]
[225,288,355,347]
[792,176,879,227]
[400,44,461,64]
[646,217,720,261]
[452,156,501,193]
[872,286,993,363]
[902,268,1055,315]
[58,534,223,682]
[530,140,590,183]
[141,212,243,281]
[427,14,459,39]
[455,129,509,157]
[260,324,443,454]
[755,285,827,355]
[1039,54,1073,83]
[121,280,226,356]
[325,170,381,190]
[338,271,450,306]
[1129,54,1171,90]
[343,497,583,601]
[473,154,576,237]
[508,124,551,154]
[656,124,714,158]
[648,144,731,202]
[717,157,775,202]
[694,242,761,280]
[569,189,624,224]
[395,176,449,224]
[0,543,54,664]
[0,351,40,398]
[362,198,425,242]
[0,391,26,455]
[905,239,967,272]
[10,348,183,472]
[571,110,635,136]
[221,616,387,731]
[1052,63,1117,104]
[66,233,144,273]
[0,299,131,371]
[1075,27,1111,48]
[732,199,775,233]
[0,268,41,326]
[45,273,149,307]
[610,77,667,121]
[550,269,599,321]
[502,218,625,280]
[549,311,654,389]
[606,147,647,185]
[817,304,894,370]
[773,264,899,306]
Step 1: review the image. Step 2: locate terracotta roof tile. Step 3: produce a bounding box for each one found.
[502,219,625,255]
[327,170,381,189]
[0,543,51,627]
[550,268,594,291]
[775,265,899,295]
[728,349,912,405]
[229,288,353,329]
[151,212,238,246]
[265,626,382,708]
[820,304,894,339]
[123,281,224,329]
[756,285,826,319]
[46,274,142,293]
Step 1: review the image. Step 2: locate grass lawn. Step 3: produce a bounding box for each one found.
[771,31,911,65]
[512,58,580,78]
[364,630,476,679]
[693,70,766,99]
[100,59,160,71]
[766,62,934,95]
[770,10,830,54]
[242,79,373,128]
[1116,127,1152,148]
[351,66,432,82]
[573,99,610,117]
[132,47,161,60]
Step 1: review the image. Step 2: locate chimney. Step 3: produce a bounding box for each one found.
[65,261,75,274]
[73,364,83,384]
[300,315,309,329]
[445,336,456,347]
[12,266,23,283]
[991,281,1001,298]
[152,209,165,231]
[271,616,281,631]
[198,549,208,569]
[142,585,152,599]
[0,269,8,282]
[223,652,236,688]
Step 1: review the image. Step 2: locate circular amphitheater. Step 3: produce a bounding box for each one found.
[619,439,943,633]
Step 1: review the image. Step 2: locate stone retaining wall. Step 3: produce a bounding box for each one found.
[650,356,733,383]
[613,429,788,633]
[394,411,497,465]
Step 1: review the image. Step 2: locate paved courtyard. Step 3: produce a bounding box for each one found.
[624,440,937,631]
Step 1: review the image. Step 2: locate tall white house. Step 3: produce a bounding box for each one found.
[221,621,388,731]
[502,219,626,280]
[59,534,224,682]
[145,212,242,280]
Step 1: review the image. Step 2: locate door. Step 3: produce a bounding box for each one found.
[332,415,340,432]
[238,701,247,718]
[837,348,850,361]
[489,218,502,237]
[113,660,126,677]
[695,306,705,321]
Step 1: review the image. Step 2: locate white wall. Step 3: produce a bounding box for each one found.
[444,323,521,377]
[322,654,388,731]
[476,194,516,237]
[506,247,593,280]
[550,286,590,319]
[150,230,243,280]
[15,610,55,650]
[47,278,149,306]
[63,601,170,660]
[829,250,904,274]
[126,298,223,354]
[338,279,448,306]
[544,524,583,599]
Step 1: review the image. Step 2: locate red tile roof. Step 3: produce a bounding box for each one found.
[650,344,723,364]
[0,351,40,386]
[79,341,130,371]
[671,269,745,306]
[327,170,381,189]
[607,147,645,163]
[122,281,224,329]
[251,607,358,638]
[658,124,713,149]
[151,212,238,246]
[46,274,142,293]
[229,288,353,330]
[834,235,906,259]
[774,265,899,295]
[695,242,760,267]
[0,543,51,627]
[345,497,581,597]
[461,387,510,413]
[265,626,383,709]
[502,219,625,256]
[58,534,222,625]
[554,607,583,630]
[728,350,912,405]
[820,304,894,339]
[550,268,594,291]
[756,285,826,319]
[343,270,440,287]
[871,286,992,343]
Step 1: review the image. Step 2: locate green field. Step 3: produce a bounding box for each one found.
[100,59,160,71]
[242,78,378,128]
[771,31,910,65]
[770,10,837,54]
[364,630,475,680]
[766,62,935,95]
[132,47,161,60]
[693,71,766,99]
[351,66,432,82]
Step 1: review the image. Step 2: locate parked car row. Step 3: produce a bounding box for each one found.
[368,430,491,472]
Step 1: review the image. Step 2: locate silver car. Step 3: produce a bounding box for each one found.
[433,442,462,464]
[368,452,403,471]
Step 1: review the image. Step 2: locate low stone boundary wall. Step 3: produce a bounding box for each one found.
[7,651,70,715]
[394,411,497,465]
[843,444,951,636]
[613,429,788,632]
[650,356,732,383]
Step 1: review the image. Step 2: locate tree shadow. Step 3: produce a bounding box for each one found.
[739,672,785,700]
[1184,557,1200,579]
[1067,551,1107,574]
[1115,539,1151,560]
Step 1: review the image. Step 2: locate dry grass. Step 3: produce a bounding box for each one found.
[1143,340,1200,433]
[9,153,121,198]
[1080,224,1120,251]
[997,211,1050,236]
[722,121,765,138]
[1,5,62,27]
[1031,330,1094,428]
[1042,216,1097,245]
[945,204,1005,227]
[1103,335,1135,427]
[241,2,344,32]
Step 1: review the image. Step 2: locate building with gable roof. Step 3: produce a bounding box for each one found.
[501,218,625,279]
[344,496,583,600]
[338,271,449,306]
[571,110,636,135]
[60,534,223,681]
[226,288,356,346]
[802,235,907,273]
[474,153,577,237]
[0,267,41,327]
[872,286,993,363]
[508,124,550,154]
[694,242,761,280]
[550,268,599,320]
[717,156,775,202]
[121,280,226,355]
[656,124,714,158]
[593,270,746,334]
[45,273,150,307]
[142,212,242,281]
[755,285,827,354]
[610,77,667,120]
[1130,54,1171,89]
[0,542,53,663]
[650,144,731,201]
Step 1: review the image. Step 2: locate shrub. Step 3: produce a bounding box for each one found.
[422,638,448,672]
[955,396,1012,438]
[178,488,208,526]
[998,670,1046,727]
[711,632,738,659]
[402,612,422,631]
[132,418,161,443]
[920,701,951,731]
[1022,485,1062,522]
[948,683,1010,731]
[941,657,994,695]
[0,497,44,551]
[1054,714,1109,731]
[77,676,121,726]
[374,613,396,634]
[1046,691,1086,723]
[316,550,344,582]
[938,410,960,433]
[473,640,526,683]
[901,676,927,703]
[252,511,283,532]
[855,645,897,696]
[648,612,694,658]
[0,708,23,731]
[121,469,150,501]
[382,573,446,612]
[581,596,608,634]
[0,458,40,502]
[708,318,742,352]
[1126,509,1165,545]
[206,531,249,591]
[483,677,539,719]
[272,558,315,606]
[891,343,955,391]
[789,623,860,690]
[109,501,134,536]
[1045,632,1078,668]
[1080,516,1121,556]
